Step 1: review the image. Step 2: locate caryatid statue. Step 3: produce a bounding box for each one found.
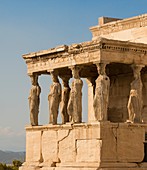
[93,63,110,121]
[67,66,83,123]
[127,65,143,123]
[48,70,61,125]
[60,76,71,124]
[28,74,41,126]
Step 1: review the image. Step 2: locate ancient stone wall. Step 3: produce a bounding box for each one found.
[20,122,146,170]
[108,74,132,122]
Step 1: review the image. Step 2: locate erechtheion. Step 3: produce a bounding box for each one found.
[20,14,147,170]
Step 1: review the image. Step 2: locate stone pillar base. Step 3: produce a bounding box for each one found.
[20,164,147,170]
[20,122,147,170]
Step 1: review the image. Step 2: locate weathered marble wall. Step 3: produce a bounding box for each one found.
[108,74,132,122]
[108,66,147,123]
[20,122,146,170]
[90,14,147,44]
[142,72,147,123]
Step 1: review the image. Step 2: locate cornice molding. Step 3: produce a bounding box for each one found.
[23,38,147,74]
[90,14,147,37]
[24,38,147,62]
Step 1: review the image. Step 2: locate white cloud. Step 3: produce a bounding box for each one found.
[0,126,25,137]
[0,127,26,151]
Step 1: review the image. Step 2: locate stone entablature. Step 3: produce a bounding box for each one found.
[23,38,147,75]
[90,14,147,38]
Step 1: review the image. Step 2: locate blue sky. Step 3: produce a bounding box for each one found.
[0,0,147,151]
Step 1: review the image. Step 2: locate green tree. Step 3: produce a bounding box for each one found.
[0,163,4,170]
[0,160,22,170]
[12,160,22,168]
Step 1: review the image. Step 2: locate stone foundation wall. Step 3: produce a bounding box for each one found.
[20,122,146,170]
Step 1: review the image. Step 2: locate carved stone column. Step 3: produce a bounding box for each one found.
[127,64,144,123]
[60,75,71,124]
[86,77,96,123]
[48,70,61,125]
[93,63,110,121]
[28,74,41,126]
[67,66,83,123]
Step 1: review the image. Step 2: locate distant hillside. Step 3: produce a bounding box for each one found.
[0,150,25,164]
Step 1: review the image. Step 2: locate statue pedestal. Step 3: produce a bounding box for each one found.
[20,122,147,170]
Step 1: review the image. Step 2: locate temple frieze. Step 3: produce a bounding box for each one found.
[23,38,147,75]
